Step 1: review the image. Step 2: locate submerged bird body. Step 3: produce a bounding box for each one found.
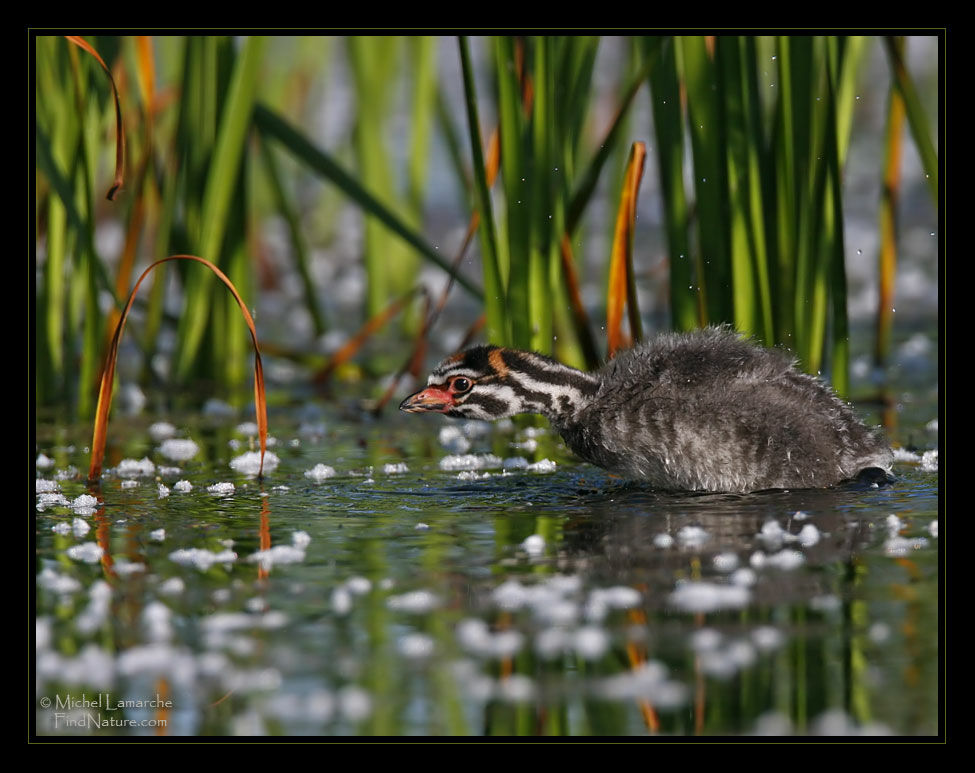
[400,328,893,493]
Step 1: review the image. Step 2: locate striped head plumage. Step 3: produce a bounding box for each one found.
[399,345,599,422]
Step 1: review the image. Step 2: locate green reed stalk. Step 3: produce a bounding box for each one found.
[647,37,698,331]
[174,35,267,382]
[527,35,555,353]
[874,39,906,371]
[259,137,328,337]
[459,36,508,346]
[647,35,882,392]
[253,104,480,298]
[348,36,404,319]
[35,37,117,412]
[883,36,938,205]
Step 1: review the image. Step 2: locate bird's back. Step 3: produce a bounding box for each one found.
[556,328,892,492]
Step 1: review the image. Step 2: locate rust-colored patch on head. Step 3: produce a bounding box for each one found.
[489,347,509,378]
[446,352,465,364]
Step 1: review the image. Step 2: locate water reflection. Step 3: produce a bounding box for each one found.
[34,413,939,738]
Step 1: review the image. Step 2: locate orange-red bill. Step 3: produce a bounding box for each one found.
[399,386,453,413]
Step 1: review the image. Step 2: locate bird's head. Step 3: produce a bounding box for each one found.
[399,345,519,421]
[400,344,598,423]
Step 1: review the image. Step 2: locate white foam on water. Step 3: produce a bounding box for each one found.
[76,581,112,633]
[383,462,409,474]
[159,577,185,596]
[811,709,893,736]
[439,453,503,471]
[331,587,353,615]
[230,451,280,475]
[207,482,236,496]
[751,625,785,652]
[169,547,237,570]
[266,690,335,724]
[884,535,929,556]
[36,643,116,690]
[36,478,59,493]
[398,632,436,659]
[345,576,372,595]
[764,550,805,570]
[669,580,750,613]
[438,425,471,454]
[594,661,687,708]
[751,711,794,736]
[676,525,709,548]
[113,559,146,577]
[338,686,372,721]
[67,542,104,564]
[386,590,441,613]
[148,422,177,441]
[797,524,821,547]
[36,492,70,511]
[248,544,306,570]
[69,496,98,517]
[691,628,723,652]
[730,567,758,587]
[116,457,156,478]
[713,552,739,572]
[174,480,193,492]
[143,601,173,642]
[304,463,337,482]
[574,626,610,660]
[456,619,524,659]
[37,567,82,595]
[521,534,545,556]
[456,470,494,480]
[495,674,535,703]
[535,627,570,659]
[653,533,675,549]
[591,585,642,609]
[159,438,200,461]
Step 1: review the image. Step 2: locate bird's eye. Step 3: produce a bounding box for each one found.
[451,377,472,393]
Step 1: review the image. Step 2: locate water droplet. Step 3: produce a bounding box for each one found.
[856,249,862,255]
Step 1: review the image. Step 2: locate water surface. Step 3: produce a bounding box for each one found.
[34,393,940,738]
